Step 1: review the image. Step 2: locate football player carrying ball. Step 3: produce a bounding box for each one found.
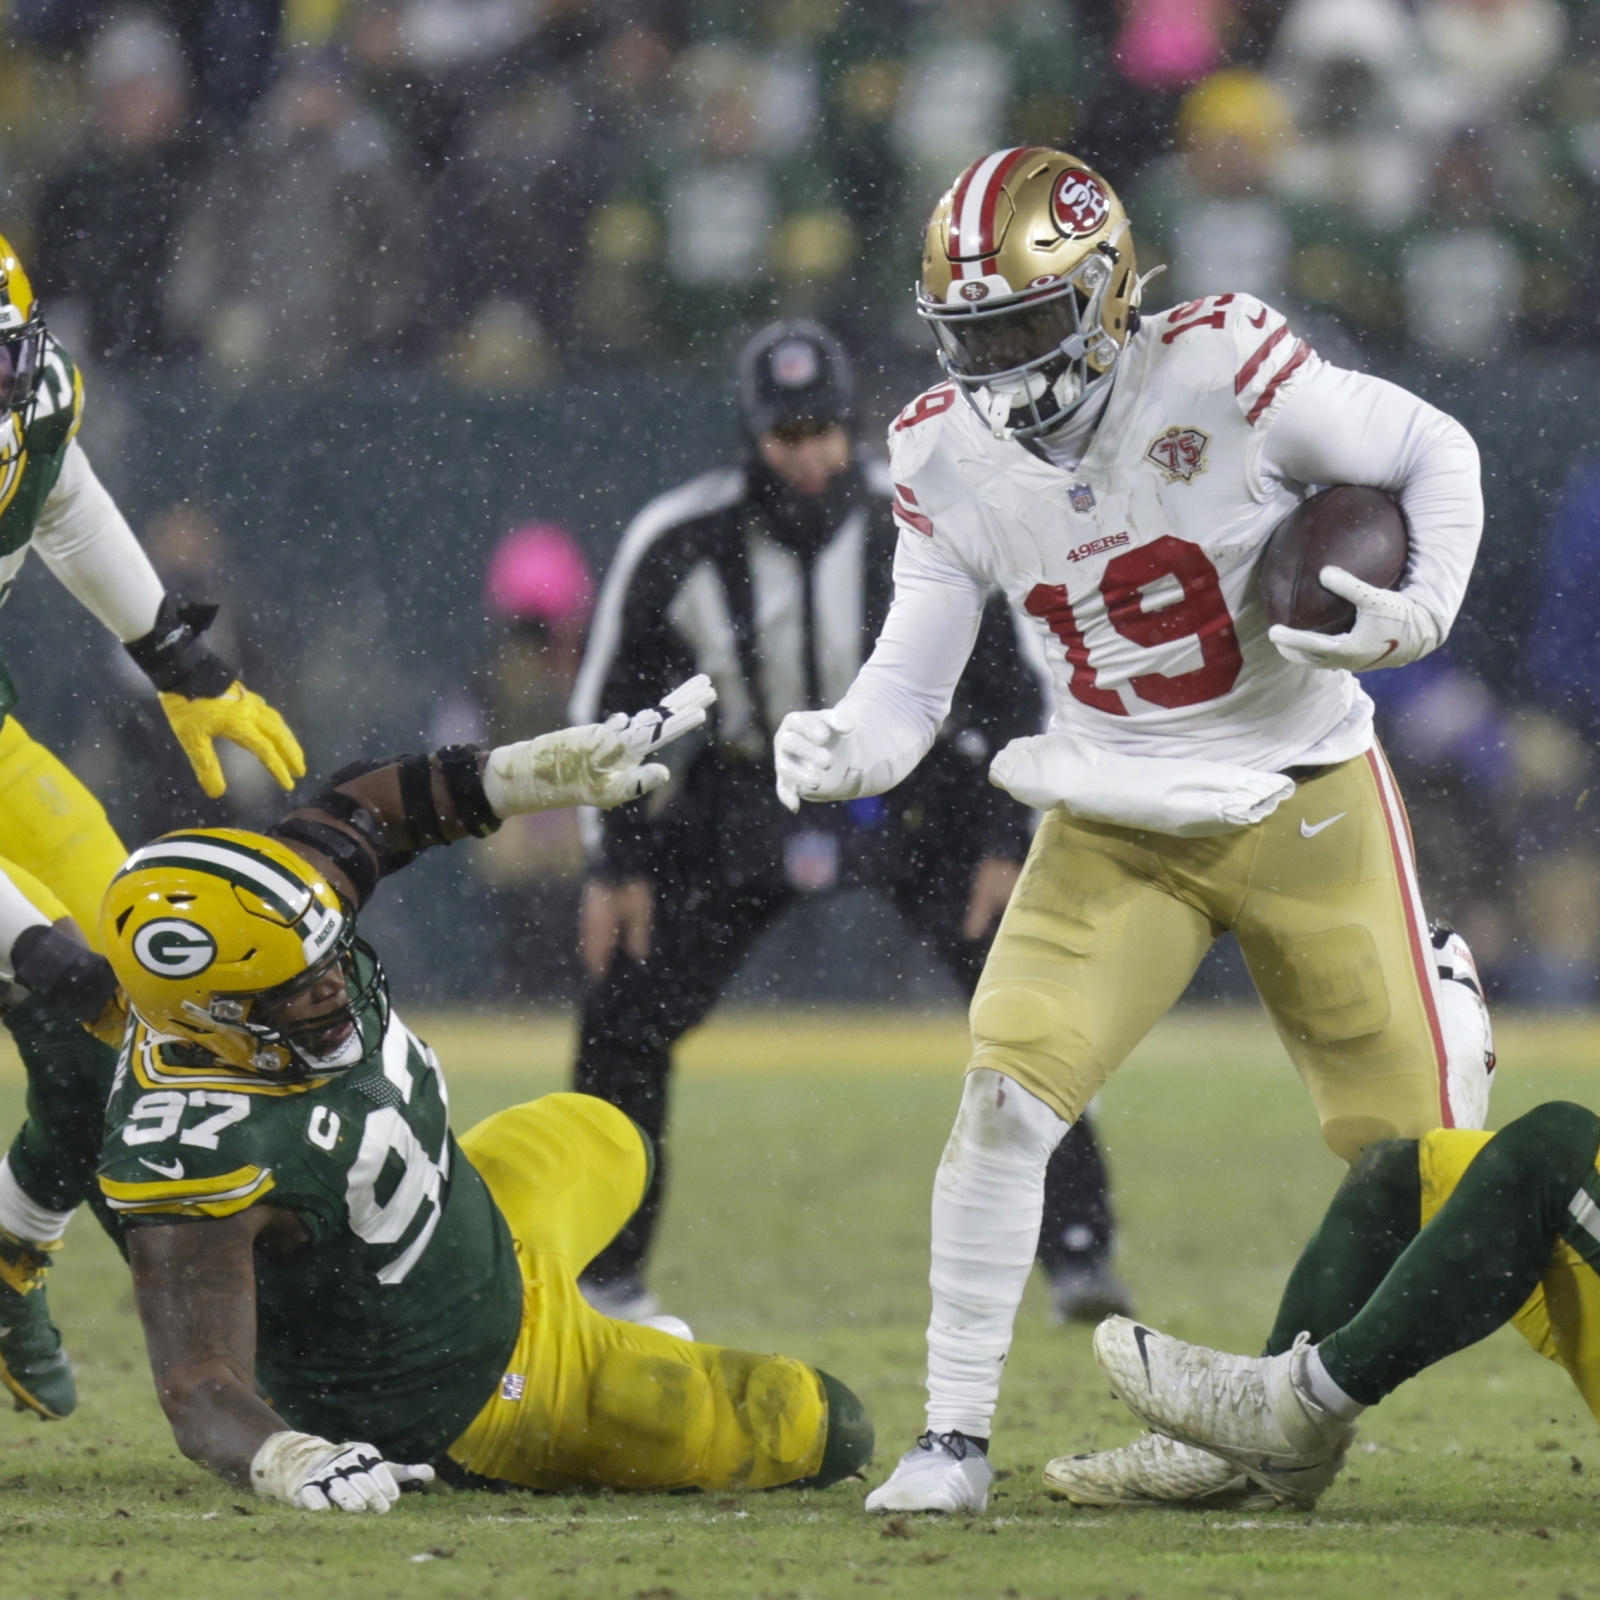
[773,148,1494,1513]
[0,235,303,1420]
[92,681,872,1508]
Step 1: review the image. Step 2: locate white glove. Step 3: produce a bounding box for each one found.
[774,708,856,813]
[250,1429,434,1513]
[483,675,716,814]
[1268,566,1439,673]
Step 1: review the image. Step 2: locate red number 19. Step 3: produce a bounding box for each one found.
[1025,535,1243,715]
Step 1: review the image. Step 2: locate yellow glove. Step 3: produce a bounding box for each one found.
[160,680,307,799]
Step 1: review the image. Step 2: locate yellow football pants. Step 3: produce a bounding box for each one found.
[971,748,1449,1161]
[449,1093,829,1491]
[0,715,128,950]
[1420,1129,1600,1424]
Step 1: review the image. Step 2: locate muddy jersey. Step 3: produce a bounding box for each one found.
[98,971,523,1462]
[884,293,1475,772]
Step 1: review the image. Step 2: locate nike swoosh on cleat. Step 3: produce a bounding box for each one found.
[1132,1325,1156,1385]
[1249,308,1268,327]
[140,1157,185,1180]
[1299,812,1347,839]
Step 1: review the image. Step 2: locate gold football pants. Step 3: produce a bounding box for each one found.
[1420,1128,1600,1422]
[0,715,128,948]
[970,748,1449,1160]
[450,1093,830,1491]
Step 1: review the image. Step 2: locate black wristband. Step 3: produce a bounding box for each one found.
[125,591,235,698]
[269,817,381,907]
[436,744,501,838]
[11,924,119,1025]
[397,753,445,848]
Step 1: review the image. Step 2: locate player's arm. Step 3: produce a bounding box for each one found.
[31,440,305,796]
[126,1212,430,1510]
[1258,362,1482,671]
[268,678,715,911]
[776,531,986,810]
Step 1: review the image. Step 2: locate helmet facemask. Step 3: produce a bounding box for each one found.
[922,234,1129,442]
[0,316,43,424]
[182,927,388,1080]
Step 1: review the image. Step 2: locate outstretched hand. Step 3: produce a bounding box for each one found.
[160,681,307,798]
[484,675,717,815]
[774,708,856,813]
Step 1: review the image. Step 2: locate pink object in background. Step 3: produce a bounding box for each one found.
[485,522,595,629]
[1115,0,1227,90]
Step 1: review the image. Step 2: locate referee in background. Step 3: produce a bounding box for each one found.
[569,321,1131,1327]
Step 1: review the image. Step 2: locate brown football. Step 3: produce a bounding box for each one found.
[1258,485,1410,635]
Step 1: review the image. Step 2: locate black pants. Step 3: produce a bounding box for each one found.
[572,864,1115,1285]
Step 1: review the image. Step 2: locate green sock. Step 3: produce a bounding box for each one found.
[5,995,121,1244]
[1264,1138,1422,1357]
[1320,1102,1600,1405]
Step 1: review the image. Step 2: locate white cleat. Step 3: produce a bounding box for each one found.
[1432,922,1495,1130]
[1044,1430,1278,1508]
[638,1313,694,1341]
[864,1431,994,1514]
[1092,1318,1354,1510]
[578,1272,661,1324]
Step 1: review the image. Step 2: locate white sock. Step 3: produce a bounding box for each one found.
[0,1155,73,1247]
[925,1069,1068,1438]
[1300,1344,1367,1424]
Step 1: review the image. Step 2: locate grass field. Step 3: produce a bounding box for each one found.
[6,1005,1600,1599]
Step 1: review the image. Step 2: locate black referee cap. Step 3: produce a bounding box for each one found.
[737,320,855,436]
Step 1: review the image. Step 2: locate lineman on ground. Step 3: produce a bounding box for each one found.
[94,682,872,1506]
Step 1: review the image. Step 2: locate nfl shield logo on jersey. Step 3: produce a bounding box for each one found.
[1069,481,1096,514]
[1145,426,1210,484]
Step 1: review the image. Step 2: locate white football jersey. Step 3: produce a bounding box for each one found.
[887,293,1433,772]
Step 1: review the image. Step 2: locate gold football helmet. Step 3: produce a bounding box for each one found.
[918,148,1143,440]
[100,829,383,1078]
[0,233,44,427]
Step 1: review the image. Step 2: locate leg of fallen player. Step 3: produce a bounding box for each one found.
[449,1093,874,1493]
[1085,1102,1600,1510]
[0,997,121,1418]
[1313,1102,1600,1401]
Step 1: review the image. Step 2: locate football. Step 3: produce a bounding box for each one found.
[1258,485,1411,635]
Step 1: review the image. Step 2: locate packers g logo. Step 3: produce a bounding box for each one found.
[132,918,218,978]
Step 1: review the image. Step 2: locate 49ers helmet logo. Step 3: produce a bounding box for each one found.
[1051,169,1110,238]
[132,918,218,978]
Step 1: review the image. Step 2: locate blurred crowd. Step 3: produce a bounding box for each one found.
[6,0,1600,1007]
[2,0,1598,382]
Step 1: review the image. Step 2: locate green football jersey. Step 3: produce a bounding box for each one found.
[0,332,86,714]
[98,967,524,1463]
[0,332,81,559]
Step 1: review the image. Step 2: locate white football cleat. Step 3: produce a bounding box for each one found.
[638,1313,694,1341]
[1092,1319,1354,1509]
[1432,922,1495,1130]
[864,1431,994,1514]
[578,1272,661,1324]
[1044,1431,1277,1508]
